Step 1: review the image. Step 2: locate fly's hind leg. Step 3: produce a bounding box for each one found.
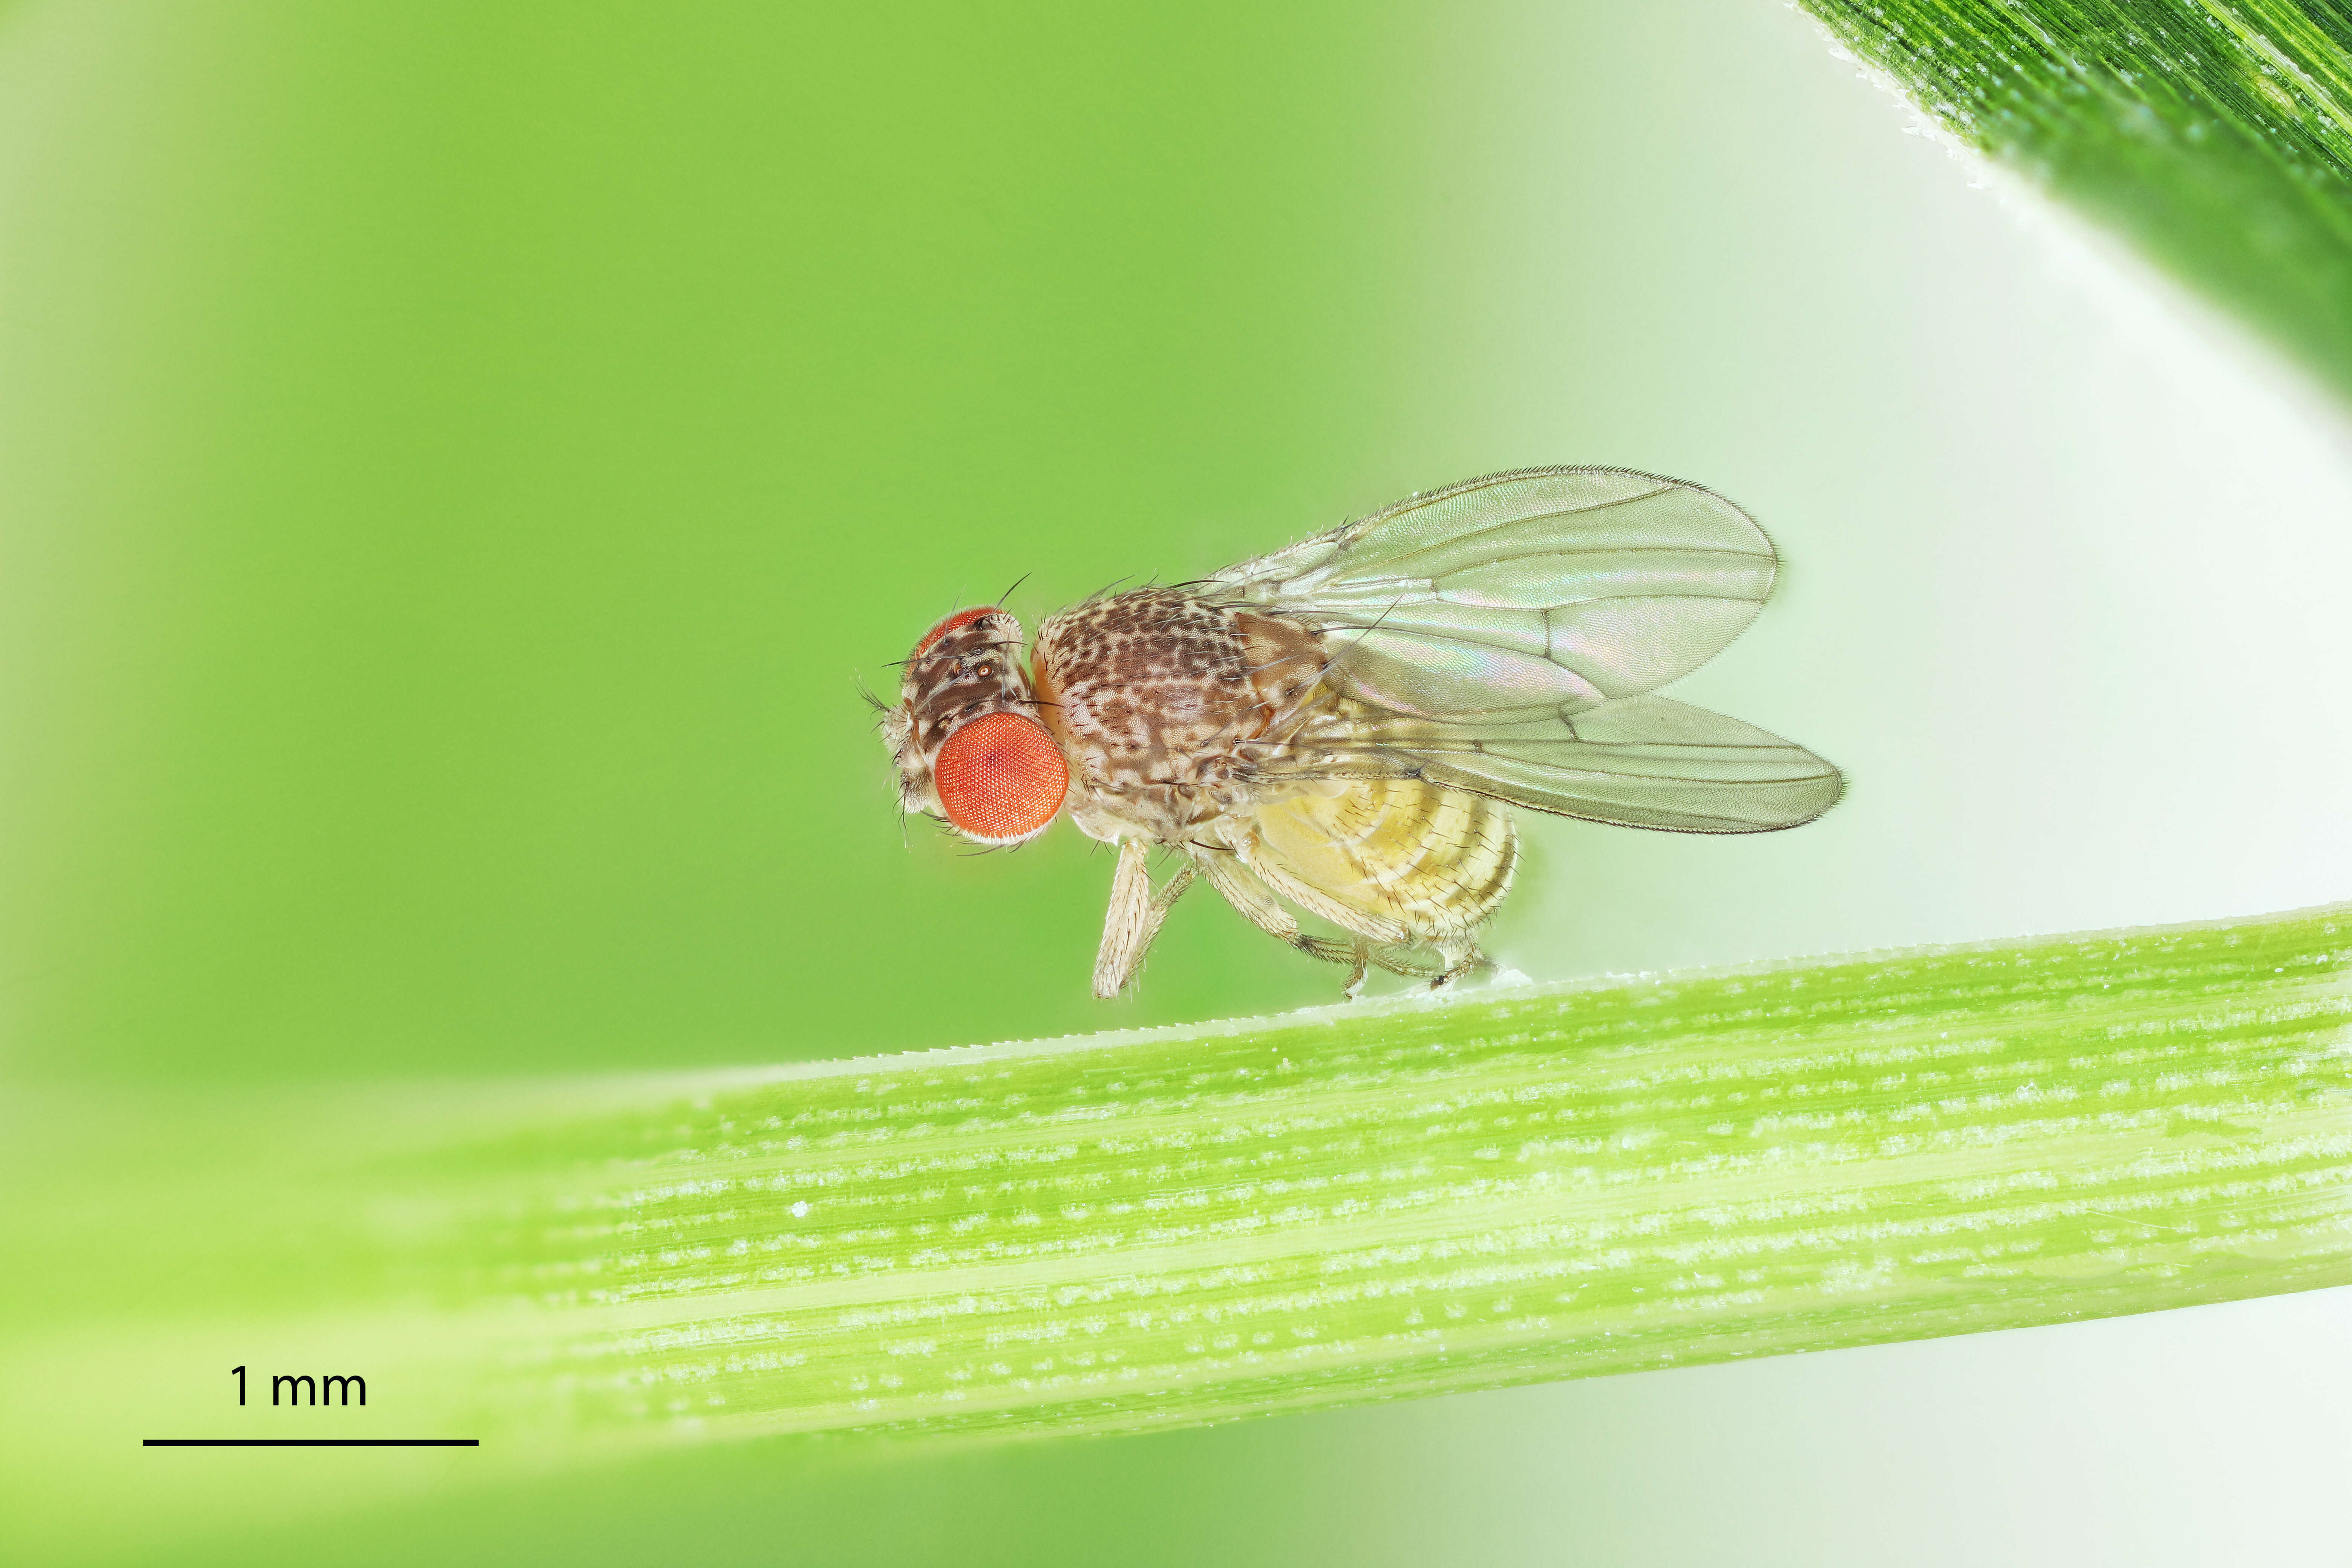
[1197,850,1443,998]
[1428,936,1494,992]
[1193,848,1365,990]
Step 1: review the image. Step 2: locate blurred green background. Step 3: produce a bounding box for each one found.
[3,0,2347,1563]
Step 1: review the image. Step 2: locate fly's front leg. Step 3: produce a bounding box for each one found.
[1092,839,1195,998]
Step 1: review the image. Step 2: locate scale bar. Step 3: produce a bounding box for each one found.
[144,1438,479,1448]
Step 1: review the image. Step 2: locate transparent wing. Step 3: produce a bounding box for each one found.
[1211,467,1779,721]
[1239,695,1843,834]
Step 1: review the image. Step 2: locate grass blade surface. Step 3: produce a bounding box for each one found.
[1799,0,2352,400]
[4,905,2347,1556]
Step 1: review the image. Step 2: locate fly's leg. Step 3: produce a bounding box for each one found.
[1152,860,1197,928]
[1195,849,1347,967]
[1197,850,1433,995]
[1092,839,1196,999]
[1333,941,1447,994]
[1358,943,1444,982]
[1428,937,1493,991]
[1091,840,1153,999]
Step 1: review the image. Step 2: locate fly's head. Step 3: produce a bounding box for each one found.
[882,605,1070,846]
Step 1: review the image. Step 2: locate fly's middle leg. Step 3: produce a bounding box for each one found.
[1336,940,1446,995]
[1358,942,1444,983]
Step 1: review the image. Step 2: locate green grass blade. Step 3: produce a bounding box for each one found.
[3,905,2348,1554]
[464,904,2352,1440]
[1797,0,2352,401]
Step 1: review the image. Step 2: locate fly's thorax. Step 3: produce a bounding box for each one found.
[1034,588,1334,841]
[886,606,1072,845]
[1231,608,1329,726]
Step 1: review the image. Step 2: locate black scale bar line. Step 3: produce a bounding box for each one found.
[143,1438,479,1448]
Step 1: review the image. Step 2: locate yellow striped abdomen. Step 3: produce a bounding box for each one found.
[1231,779,1517,949]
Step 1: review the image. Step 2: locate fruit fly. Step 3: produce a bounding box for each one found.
[877,467,1842,999]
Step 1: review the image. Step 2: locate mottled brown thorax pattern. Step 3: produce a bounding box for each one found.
[1034,586,1327,843]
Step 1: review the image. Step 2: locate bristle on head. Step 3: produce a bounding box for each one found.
[914,605,1003,660]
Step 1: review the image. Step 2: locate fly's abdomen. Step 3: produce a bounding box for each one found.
[1233,780,1517,946]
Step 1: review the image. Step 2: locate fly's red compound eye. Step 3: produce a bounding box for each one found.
[913,606,999,660]
[933,712,1068,844]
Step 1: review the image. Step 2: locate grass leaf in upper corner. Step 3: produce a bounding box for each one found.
[1799,0,2352,401]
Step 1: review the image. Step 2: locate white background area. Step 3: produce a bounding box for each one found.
[1389,3,2352,1562]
